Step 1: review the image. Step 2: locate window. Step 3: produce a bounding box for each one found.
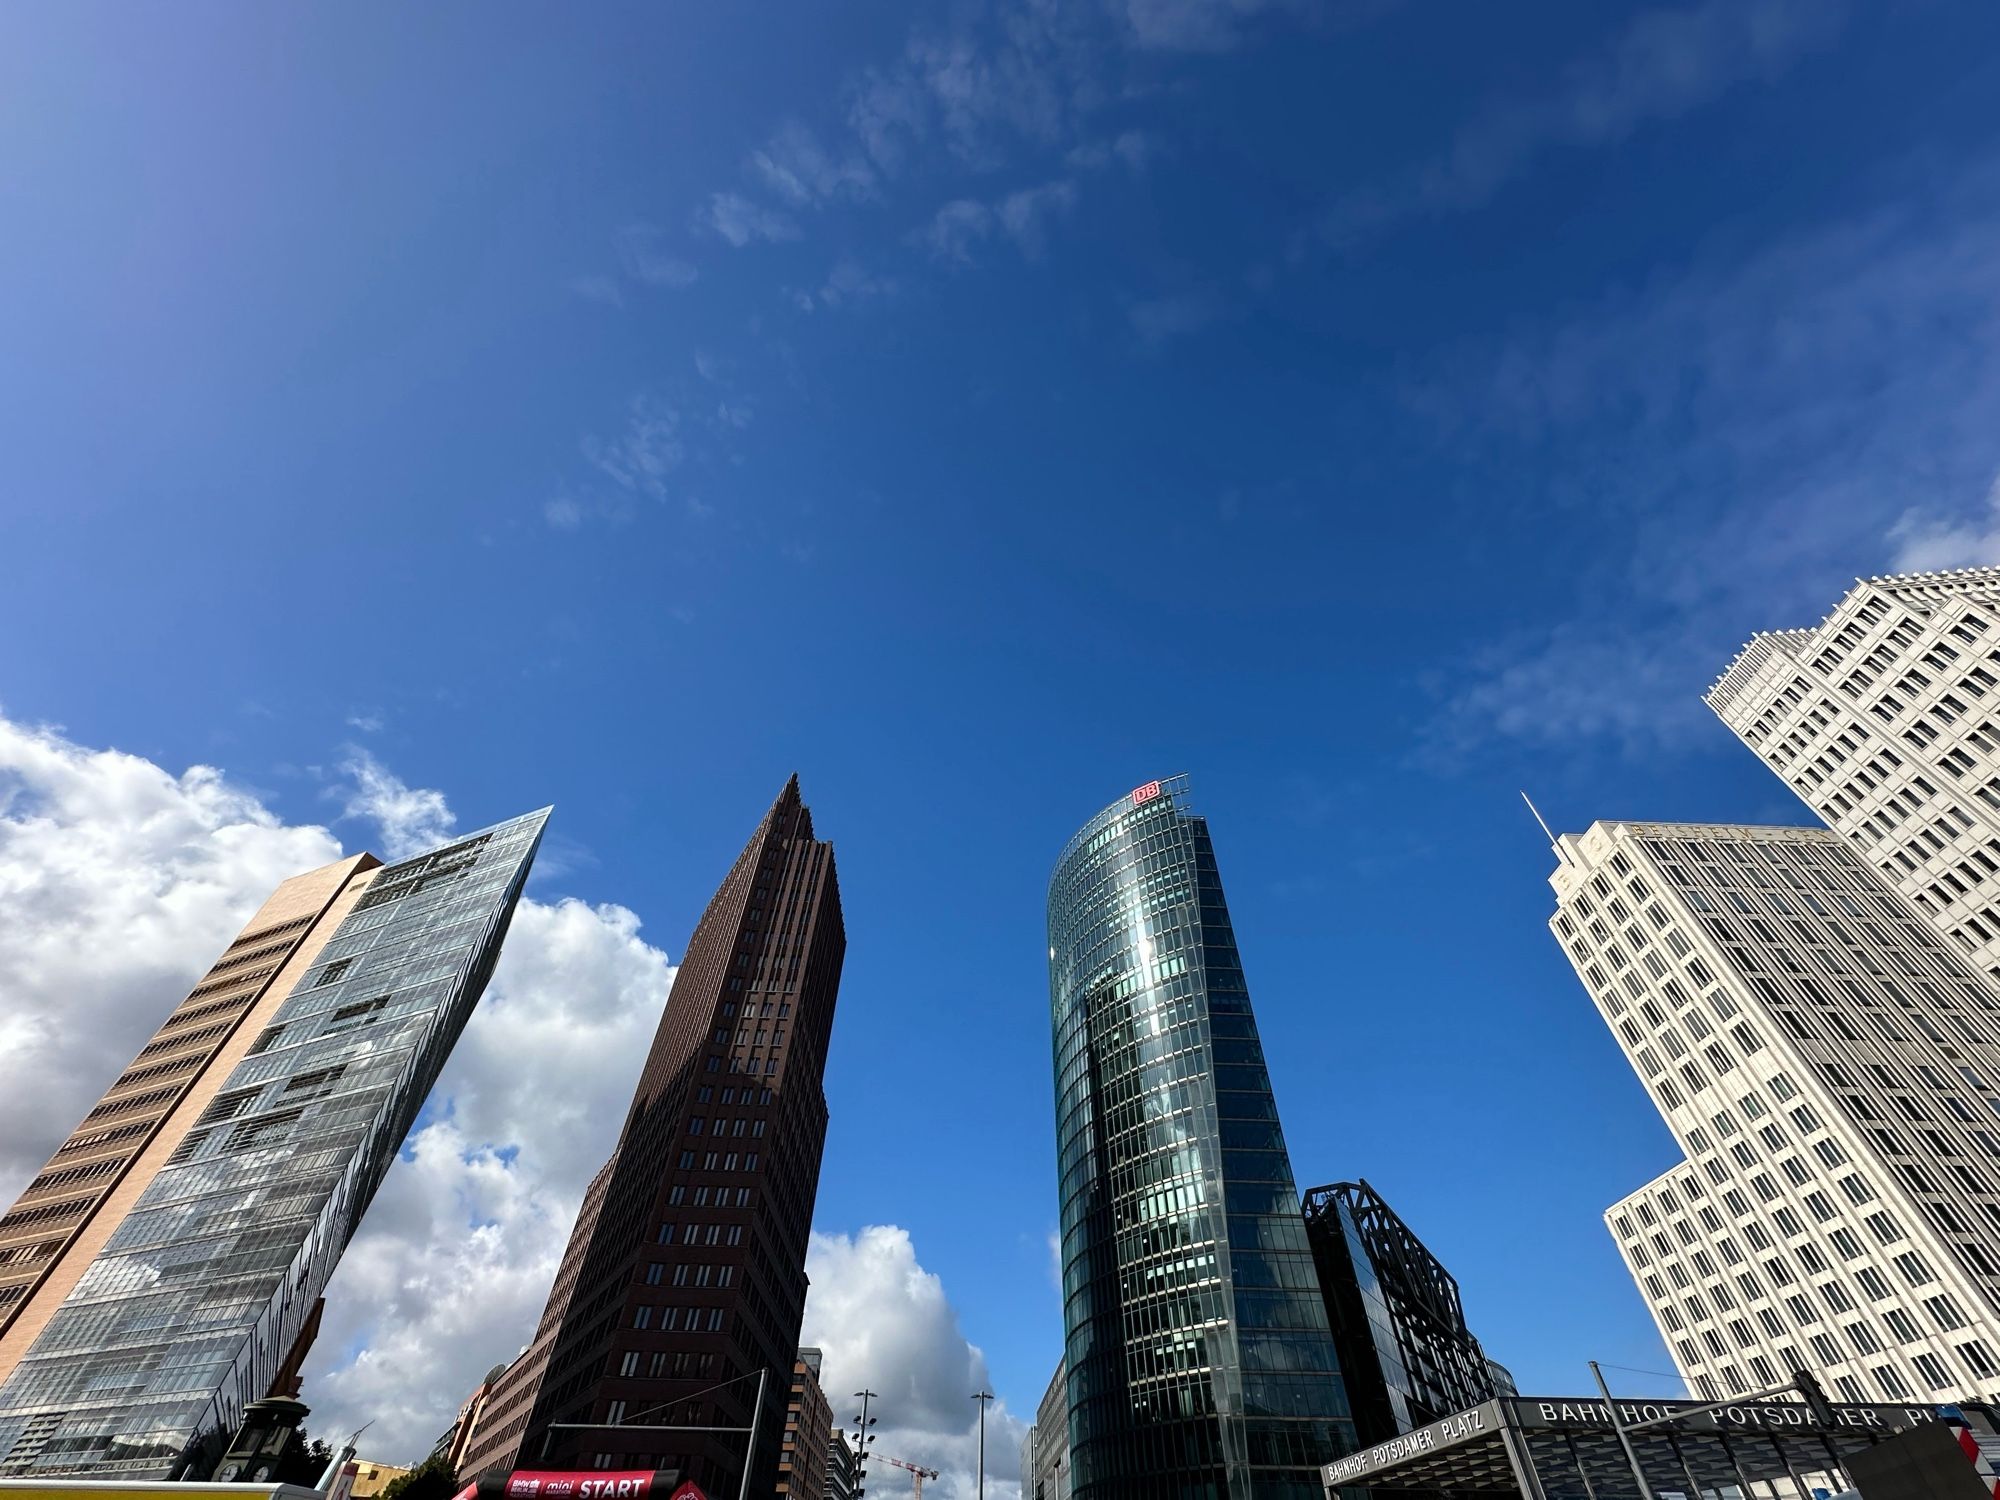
[1924,1293,1967,1330]
[1884,1307,1921,1342]
[1913,1351,1954,1390]
[1895,1252,1936,1287]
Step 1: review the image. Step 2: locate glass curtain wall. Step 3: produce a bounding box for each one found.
[0,810,548,1479]
[1047,777,1352,1500]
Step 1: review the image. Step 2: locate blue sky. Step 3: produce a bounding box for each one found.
[6,0,2000,1453]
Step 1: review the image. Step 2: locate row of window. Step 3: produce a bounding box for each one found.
[653,1221,746,1247]
[640,1261,735,1288]
[685,1116,767,1139]
[631,1304,729,1332]
[612,1349,720,1381]
[674,1150,760,1172]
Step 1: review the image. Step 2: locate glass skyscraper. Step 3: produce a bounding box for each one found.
[1047,777,1352,1500]
[0,809,548,1479]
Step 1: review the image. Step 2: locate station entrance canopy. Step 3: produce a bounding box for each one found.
[1319,1394,1990,1497]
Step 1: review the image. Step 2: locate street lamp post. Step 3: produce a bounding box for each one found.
[970,1391,994,1500]
[850,1389,879,1496]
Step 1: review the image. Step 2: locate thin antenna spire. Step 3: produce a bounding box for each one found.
[1521,791,1557,846]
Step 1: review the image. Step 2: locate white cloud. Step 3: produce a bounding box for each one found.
[997,179,1077,259]
[336,747,455,861]
[1414,161,2000,757]
[302,897,675,1460]
[0,712,678,1463]
[803,1227,1025,1500]
[842,8,1098,174]
[1323,0,1849,241]
[1423,620,1718,765]
[583,393,684,501]
[700,191,801,248]
[1889,475,2000,572]
[344,711,385,735]
[569,274,625,307]
[846,65,931,175]
[919,200,994,264]
[614,226,700,289]
[817,259,897,308]
[0,713,343,1202]
[1126,291,1220,345]
[1121,0,1285,52]
[751,122,877,206]
[1067,129,1157,173]
[543,496,584,531]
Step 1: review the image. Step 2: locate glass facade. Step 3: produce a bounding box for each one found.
[1047,777,1352,1500]
[0,810,548,1479]
[1301,1181,1505,1452]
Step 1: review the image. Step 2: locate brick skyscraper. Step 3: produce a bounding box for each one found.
[475,777,845,1498]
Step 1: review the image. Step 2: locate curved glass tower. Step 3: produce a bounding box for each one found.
[1047,777,1352,1500]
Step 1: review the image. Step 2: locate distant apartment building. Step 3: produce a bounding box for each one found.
[825,1431,857,1500]
[348,1459,412,1498]
[433,1359,513,1478]
[1551,818,2000,1406]
[1018,1359,1068,1500]
[1300,1179,1509,1447]
[1709,566,2000,984]
[0,810,549,1478]
[477,778,846,1499]
[776,1348,832,1500]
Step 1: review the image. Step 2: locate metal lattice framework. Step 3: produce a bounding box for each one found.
[1302,1179,1503,1430]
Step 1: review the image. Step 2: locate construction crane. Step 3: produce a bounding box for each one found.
[877,1454,940,1500]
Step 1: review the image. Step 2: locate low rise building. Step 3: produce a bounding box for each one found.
[777,1348,832,1500]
